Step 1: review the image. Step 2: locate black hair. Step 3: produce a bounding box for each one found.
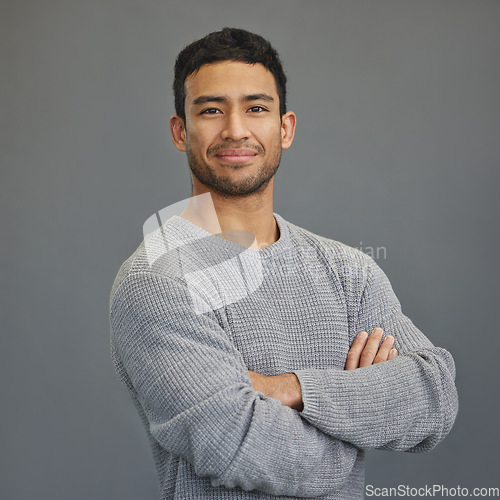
[173,27,287,122]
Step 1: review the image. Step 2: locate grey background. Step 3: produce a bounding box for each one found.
[2,0,499,498]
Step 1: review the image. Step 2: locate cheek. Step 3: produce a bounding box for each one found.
[186,125,218,153]
[254,123,282,147]
[266,127,285,150]
[185,131,206,155]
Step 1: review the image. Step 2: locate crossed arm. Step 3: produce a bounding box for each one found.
[112,272,364,497]
[112,260,458,495]
[249,327,399,411]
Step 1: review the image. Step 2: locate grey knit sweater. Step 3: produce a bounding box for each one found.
[109,212,458,499]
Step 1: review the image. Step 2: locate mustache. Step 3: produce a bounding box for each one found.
[207,142,265,156]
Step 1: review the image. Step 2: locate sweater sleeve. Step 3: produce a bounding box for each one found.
[293,256,458,452]
[110,271,359,498]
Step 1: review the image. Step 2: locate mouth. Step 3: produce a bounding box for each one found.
[213,148,259,165]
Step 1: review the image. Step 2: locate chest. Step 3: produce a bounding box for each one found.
[222,253,351,374]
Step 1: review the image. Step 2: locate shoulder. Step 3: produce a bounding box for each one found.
[109,216,189,304]
[278,214,377,280]
[278,215,398,311]
[276,214,396,301]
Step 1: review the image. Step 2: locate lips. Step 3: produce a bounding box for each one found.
[214,148,258,164]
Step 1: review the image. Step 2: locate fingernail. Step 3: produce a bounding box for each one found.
[386,335,394,343]
[391,349,398,356]
[374,327,383,335]
[358,331,368,339]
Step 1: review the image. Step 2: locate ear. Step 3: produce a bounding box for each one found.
[170,114,187,152]
[280,111,297,150]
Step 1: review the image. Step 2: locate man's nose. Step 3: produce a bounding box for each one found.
[221,112,251,142]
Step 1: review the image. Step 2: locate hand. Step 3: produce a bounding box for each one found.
[248,370,304,412]
[248,327,398,410]
[345,327,398,371]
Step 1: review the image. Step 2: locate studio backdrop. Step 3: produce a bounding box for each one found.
[2,1,499,498]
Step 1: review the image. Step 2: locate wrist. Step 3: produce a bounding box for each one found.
[278,373,303,412]
[248,370,303,411]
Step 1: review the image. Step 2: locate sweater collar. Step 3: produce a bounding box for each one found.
[166,212,291,258]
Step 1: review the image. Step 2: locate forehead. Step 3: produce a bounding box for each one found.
[184,61,278,101]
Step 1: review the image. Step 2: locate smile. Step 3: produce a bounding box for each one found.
[214,149,258,164]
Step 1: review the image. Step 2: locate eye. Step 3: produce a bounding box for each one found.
[201,108,221,115]
[248,105,267,113]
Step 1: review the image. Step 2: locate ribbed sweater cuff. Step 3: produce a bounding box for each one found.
[293,368,337,423]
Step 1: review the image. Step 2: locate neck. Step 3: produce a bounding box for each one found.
[180,179,279,250]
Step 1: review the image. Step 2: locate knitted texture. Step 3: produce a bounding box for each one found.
[109,213,458,499]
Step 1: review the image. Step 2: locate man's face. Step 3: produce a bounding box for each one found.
[173,61,294,197]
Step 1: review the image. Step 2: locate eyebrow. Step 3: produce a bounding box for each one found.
[192,93,275,105]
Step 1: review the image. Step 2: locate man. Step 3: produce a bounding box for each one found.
[109,28,458,499]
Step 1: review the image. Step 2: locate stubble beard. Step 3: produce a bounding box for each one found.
[185,141,282,198]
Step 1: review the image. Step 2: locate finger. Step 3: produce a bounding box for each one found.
[388,348,399,360]
[359,327,384,367]
[373,335,395,364]
[345,331,369,370]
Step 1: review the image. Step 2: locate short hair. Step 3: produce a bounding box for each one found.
[173,27,287,122]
